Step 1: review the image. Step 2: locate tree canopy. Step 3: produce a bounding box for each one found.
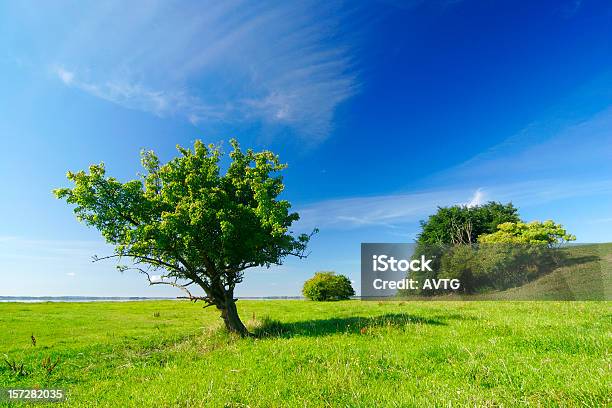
[55,139,314,336]
[416,202,520,246]
[478,220,576,247]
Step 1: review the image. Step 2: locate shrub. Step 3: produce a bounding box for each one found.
[302,272,355,301]
[478,220,576,247]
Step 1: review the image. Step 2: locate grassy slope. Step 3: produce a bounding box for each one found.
[411,243,612,301]
[1,300,610,407]
[486,243,612,300]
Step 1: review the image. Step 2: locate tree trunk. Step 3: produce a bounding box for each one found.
[218,297,250,337]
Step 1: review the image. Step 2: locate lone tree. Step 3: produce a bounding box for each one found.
[54,140,314,336]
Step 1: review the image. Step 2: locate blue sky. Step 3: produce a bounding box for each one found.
[1,0,611,297]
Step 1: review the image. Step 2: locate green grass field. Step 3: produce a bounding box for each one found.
[1,299,610,407]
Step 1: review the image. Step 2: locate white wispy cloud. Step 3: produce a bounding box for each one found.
[466,188,484,207]
[55,66,74,85]
[431,105,612,185]
[0,236,111,262]
[292,104,612,227]
[295,188,473,230]
[39,1,358,140]
[295,179,612,230]
[53,66,224,124]
[0,236,178,297]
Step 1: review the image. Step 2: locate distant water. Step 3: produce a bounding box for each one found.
[0,296,176,303]
[0,296,304,302]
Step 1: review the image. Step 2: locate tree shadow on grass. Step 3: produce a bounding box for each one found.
[253,313,449,338]
[558,255,600,268]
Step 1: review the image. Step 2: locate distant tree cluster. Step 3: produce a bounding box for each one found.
[410,202,575,294]
[416,202,521,246]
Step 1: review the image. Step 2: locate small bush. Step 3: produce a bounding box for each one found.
[302,271,355,301]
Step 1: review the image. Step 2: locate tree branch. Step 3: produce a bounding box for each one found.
[125,266,209,301]
[93,253,183,274]
[176,296,215,308]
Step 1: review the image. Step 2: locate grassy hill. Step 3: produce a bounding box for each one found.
[1,299,610,407]
[474,243,611,300]
[399,243,612,301]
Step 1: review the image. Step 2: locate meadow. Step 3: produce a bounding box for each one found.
[1,299,610,407]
